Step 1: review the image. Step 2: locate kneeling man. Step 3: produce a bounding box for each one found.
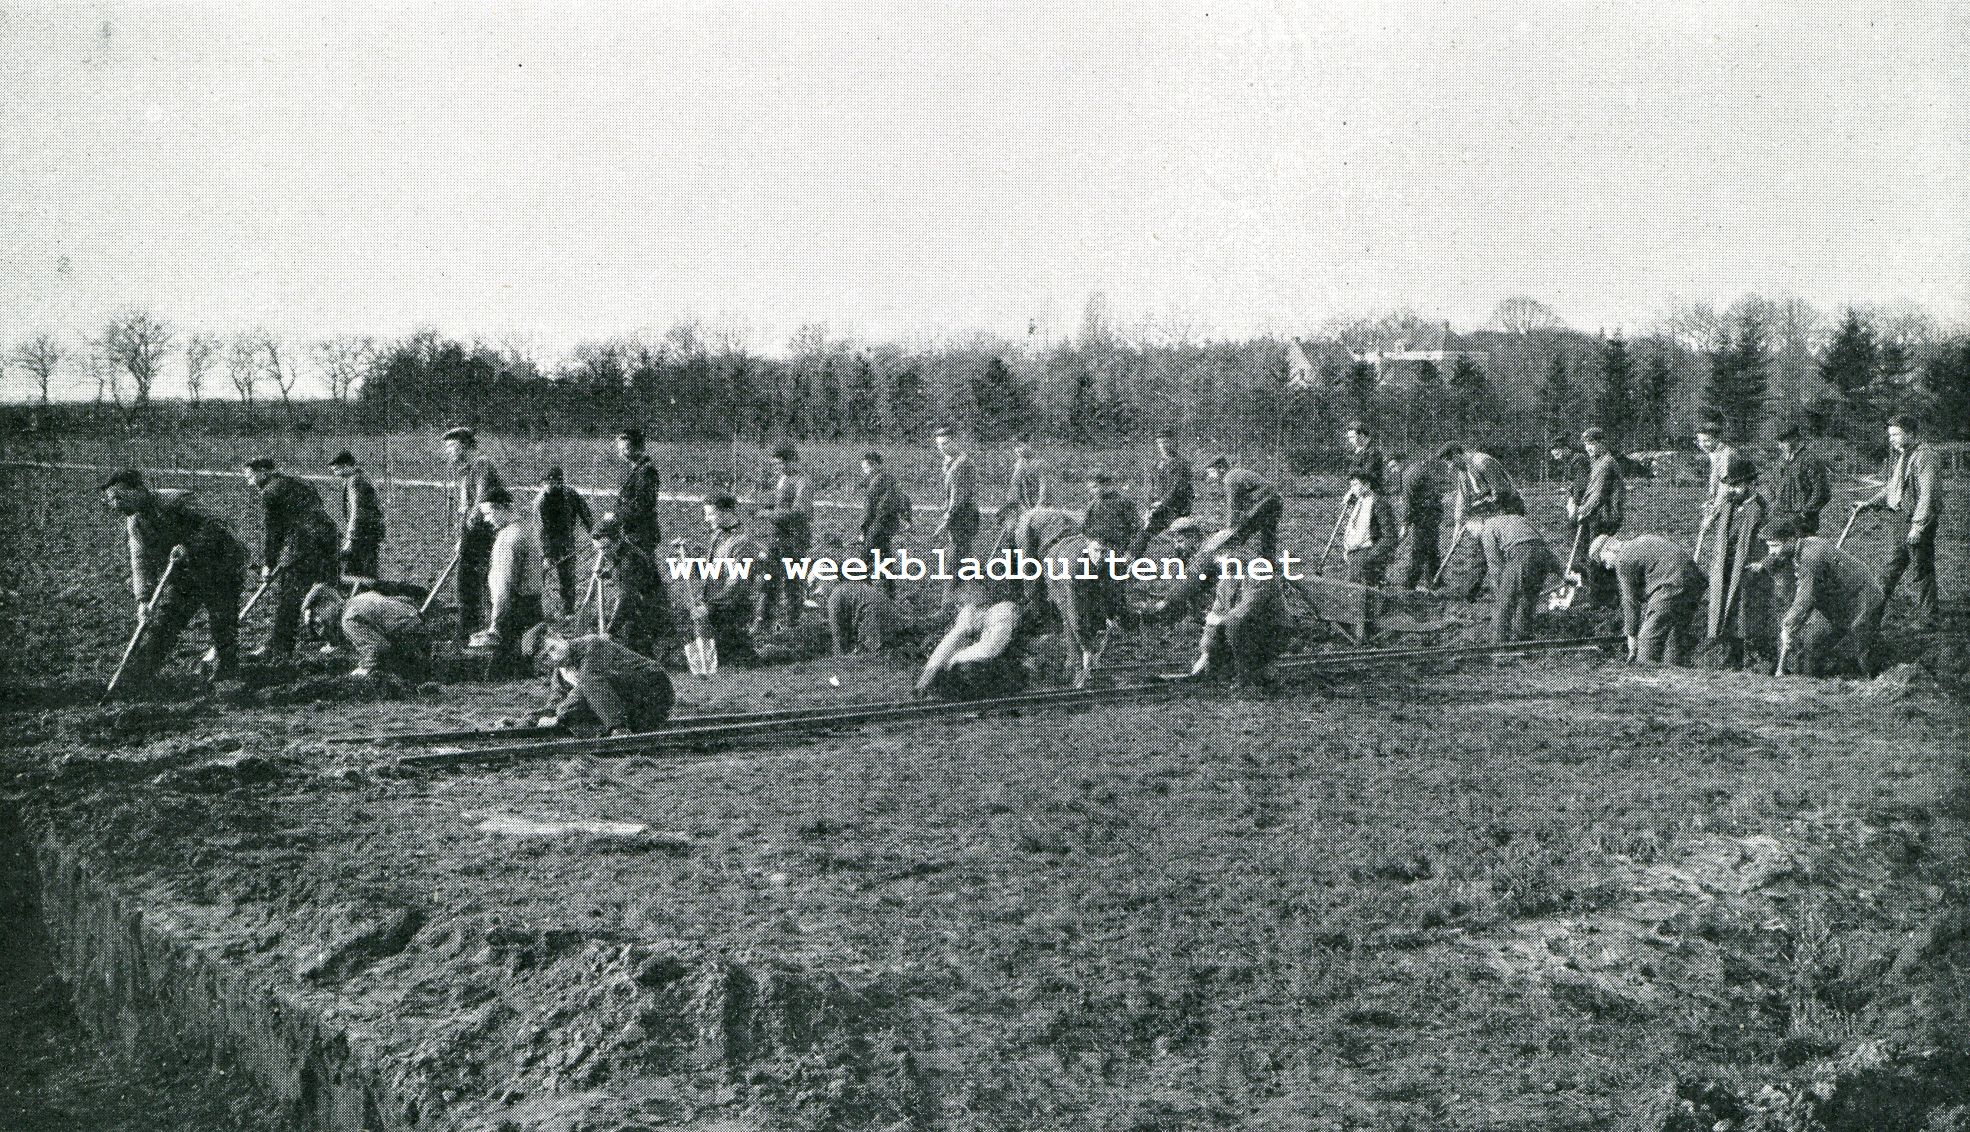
[523,625,676,736]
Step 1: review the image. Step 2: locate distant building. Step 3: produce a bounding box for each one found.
[1349,323,1488,387]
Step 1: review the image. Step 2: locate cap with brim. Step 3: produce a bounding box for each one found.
[302,582,340,614]
[617,427,644,445]
[1764,517,1802,541]
[1467,501,1500,519]
[329,451,357,467]
[592,516,621,539]
[244,457,276,472]
[1580,427,1606,443]
[1435,443,1463,461]
[100,468,146,491]
[772,443,797,461]
[442,427,475,443]
[1696,421,1724,436]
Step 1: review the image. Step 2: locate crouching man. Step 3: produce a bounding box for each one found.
[302,583,431,680]
[1760,518,1886,677]
[100,469,249,690]
[915,581,1028,700]
[816,576,906,656]
[1595,532,1704,665]
[1191,548,1287,689]
[521,625,676,737]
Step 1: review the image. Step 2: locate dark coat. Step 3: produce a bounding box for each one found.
[615,456,663,549]
[1150,453,1194,516]
[861,470,908,544]
[259,473,337,570]
[340,470,385,544]
[127,490,247,599]
[534,484,595,552]
[1083,490,1141,549]
[1707,492,1769,640]
[1770,447,1832,533]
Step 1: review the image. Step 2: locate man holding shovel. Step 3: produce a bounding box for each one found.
[100,469,248,693]
[243,456,338,659]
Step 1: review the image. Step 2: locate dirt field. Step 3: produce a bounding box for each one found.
[1,460,1966,1130]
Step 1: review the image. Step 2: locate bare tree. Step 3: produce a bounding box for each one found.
[184,333,219,406]
[227,334,259,407]
[13,334,64,405]
[95,308,174,416]
[256,333,299,411]
[1491,296,1564,336]
[1658,298,1722,355]
[313,335,375,402]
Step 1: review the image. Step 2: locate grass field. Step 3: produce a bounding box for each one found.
[0,457,1966,1130]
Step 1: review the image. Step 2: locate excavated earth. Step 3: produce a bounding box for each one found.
[1,463,1966,1130]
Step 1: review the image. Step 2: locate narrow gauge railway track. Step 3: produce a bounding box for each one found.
[390,636,1620,770]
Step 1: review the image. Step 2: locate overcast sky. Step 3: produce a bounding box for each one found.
[3,1,1965,396]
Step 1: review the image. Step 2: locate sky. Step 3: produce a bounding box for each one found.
[2,0,1965,398]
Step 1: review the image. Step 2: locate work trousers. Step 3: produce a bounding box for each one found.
[491,593,544,652]
[345,619,431,680]
[456,523,494,645]
[268,537,337,655]
[1346,546,1391,589]
[1398,518,1442,590]
[1637,586,1701,665]
[129,572,243,684]
[1878,520,1939,625]
[561,668,675,734]
[1491,542,1556,644]
[340,534,381,581]
[863,525,899,598]
[941,516,978,609]
[758,517,811,631]
[1235,497,1284,560]
[542,545,582,616]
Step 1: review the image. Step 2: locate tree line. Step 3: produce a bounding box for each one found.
[8,296,1965,467]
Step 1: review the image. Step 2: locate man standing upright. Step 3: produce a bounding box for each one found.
[758,442,813,633]
[997,435,1049,531]
[1340,468,1398,588]
[612,426,663,554]
[444,427,505,646]
[1692,420,1735,562]
[1204,456,1283,559]
[1572,427,1625,604]
[932,426,979,606]
[1770,424,1832,535]
[329,450,385,582]
[1130,427,1194,558]
[1550,435,1591,514]
[1705,454,1770,668]
[100,470,248,690]
[1856,414,1941,627]
[1395,452,1445,590]
[243,456,338,658]
[1343,421,1385,490]
[691,493,770,665]
[859,452,908,596]
[533,466,594,616]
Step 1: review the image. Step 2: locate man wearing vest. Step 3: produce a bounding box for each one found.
[444,427,505,646]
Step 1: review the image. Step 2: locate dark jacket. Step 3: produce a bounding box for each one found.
[861,470,908,543]
[534,484,595,552]
[1778,537,1882,638]
[543,635,675,733]
[126,490,247,599]
[1707,492,1769,640]
[827,581,903,654]
[1770,446,1832,532]
[616,456,663,549]
[1222,468,1281,535]
[1083,490,1141,549]
[259,473,337,569]
[1346,442,1386,489]
[454,457,505,533]
[1577,452,1625,533]
[1150,453,1194,516]
[941,453,979,533]
[1398,458,1443,526]
[1557,450,1591,506]
[1613,534,1705,638]
[340,470,385,544]
[1451,452,1523,528]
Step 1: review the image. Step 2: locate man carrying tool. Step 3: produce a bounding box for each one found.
[100,469,248,691]
[328,450,385,583]
[1394,451,1446,590]
[690,493,771,666]
[756,442,813,635]
[1339,468,1398,588]
[1130,427,1194,559]
[1854,413,1941,628]
[1770,424,1832,535]
[932,425,980,609]
[533,466,594,616]
[916,580,1028,700]
[243,456,338,659]
[302,583,431,680]
[1458,502,1559,644]
[1594,532,1705,666]
[1570,427,1625,606]
[997,434,1050,530]
[1704,454,1771,669]
[470,488,543,656]
[612,426,663,552]
[858,451,910,595]
[1758,518,1885,677]
[1692,421,1735,562]
[522,624,676,737]
[1204,456,1284,559]
[1343,421,1385,488]
[1191,546,1288,690]
[1550,435,1591,512]
[591,516,670,658]
[444,427,506,646]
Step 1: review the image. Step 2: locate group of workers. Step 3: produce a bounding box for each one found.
[98,407,1944,728]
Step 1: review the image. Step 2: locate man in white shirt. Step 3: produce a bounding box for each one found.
[470,488,543,654]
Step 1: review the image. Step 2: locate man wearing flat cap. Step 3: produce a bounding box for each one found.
[100,469,248,690]
[534,466,595,616]
[1760,517,1884,677]
[612,427,663,556]
[1770,424,1832,536]
[329,450,385,582]
[1130,427,1194,559]
[443,427,506,646]
[243,456,338,658]
[1571,428,1625,605]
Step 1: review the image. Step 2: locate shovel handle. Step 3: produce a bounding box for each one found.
[104,549,184,701]
[420,547,461,615]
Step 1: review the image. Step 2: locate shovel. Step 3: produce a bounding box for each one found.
[1317,493,1357,577]
[1430,521,1465,589]
[676,538,719,677]
[104,547,184,702]
[1834,504,1863,549]
[420,545,461,615]
[1545,525,1589,611]
[205,562,281,665]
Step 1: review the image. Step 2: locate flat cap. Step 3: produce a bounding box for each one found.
[1580,427,1606,443]
[442,426,476,443]
[99,468,146,491]
[244,456,277,472]
[329,450,357,467]
[616,426,645,445]
[1764,517,1803,541]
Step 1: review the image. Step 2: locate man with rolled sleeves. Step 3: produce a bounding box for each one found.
[100,469,248,689]
[1770,424,1832,536]
[444,427,505,646]
[1855,413,1941,627]
[1760,518,1884,677]
[1130,427,1194,558]
[1594,532,1705,665]
[1205,456,1283,559]
[328,450,385,582]
[243,456,338,658]
[534,466,594,616]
